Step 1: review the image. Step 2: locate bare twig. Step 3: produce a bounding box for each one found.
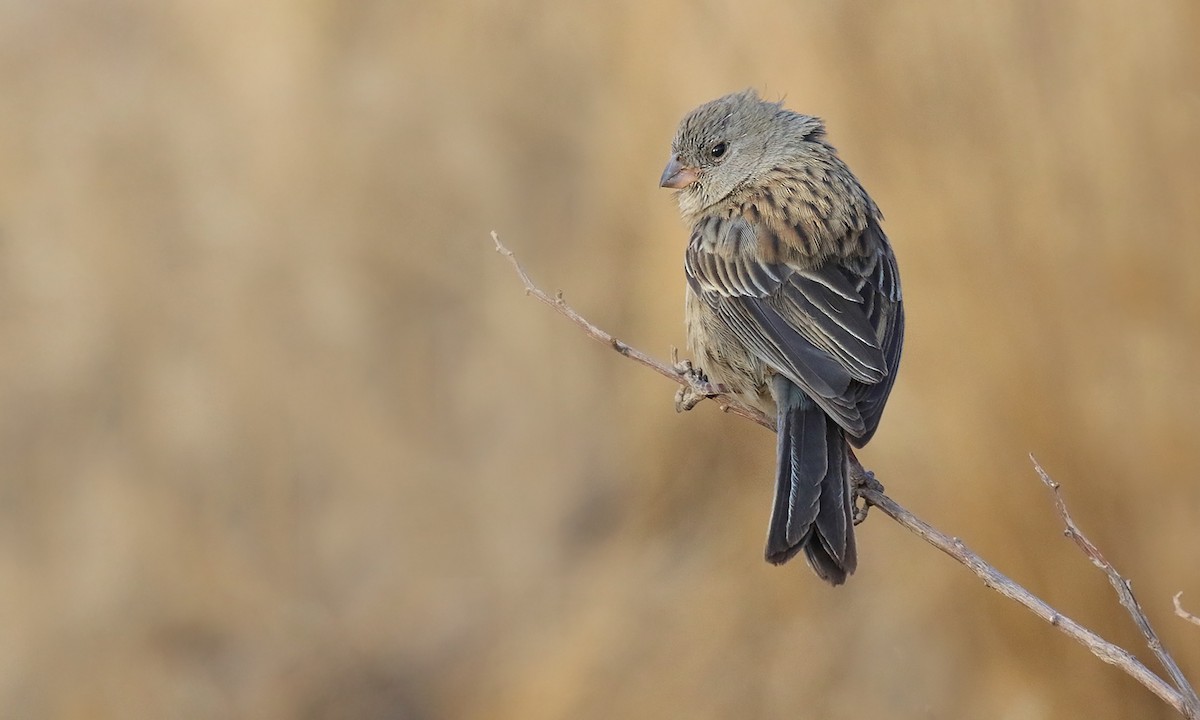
[492,232,1198,719]
[1174,593,1200,628]
[1032,457,1200,713]
[853,460,1190,716]
[492,231,773,430]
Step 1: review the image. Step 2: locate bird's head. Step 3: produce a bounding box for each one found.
[661,89,826,221]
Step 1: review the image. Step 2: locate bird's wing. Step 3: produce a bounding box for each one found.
[839,222,904,445]
[686,214,902,440]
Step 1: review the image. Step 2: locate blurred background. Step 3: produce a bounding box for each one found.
[1,1,1198,718]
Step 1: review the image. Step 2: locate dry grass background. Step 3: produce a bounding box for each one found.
[1,1,1198,718]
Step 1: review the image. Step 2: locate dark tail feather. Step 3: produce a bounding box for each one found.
[764,376,857,585]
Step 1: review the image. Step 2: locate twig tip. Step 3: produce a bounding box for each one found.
[1174,591,1200,627]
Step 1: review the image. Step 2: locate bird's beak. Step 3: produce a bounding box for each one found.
[659,156,699,189]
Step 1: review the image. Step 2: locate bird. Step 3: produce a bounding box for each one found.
[660,89,904,585]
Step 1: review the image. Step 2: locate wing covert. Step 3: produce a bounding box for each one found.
[686,212,902,441]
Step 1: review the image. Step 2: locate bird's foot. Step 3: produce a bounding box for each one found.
[672,351,723,412]
[849,461,885,526]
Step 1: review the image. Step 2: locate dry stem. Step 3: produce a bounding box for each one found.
[1175,594,1200,628]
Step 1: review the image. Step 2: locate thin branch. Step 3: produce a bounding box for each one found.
[492,232,1198,719]
[1175,593,1200,628]
[1032,458,1200,712]
[492,231,773,430]
[853,463,1189,716]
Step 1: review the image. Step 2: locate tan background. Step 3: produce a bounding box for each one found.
[2,1,1198,718]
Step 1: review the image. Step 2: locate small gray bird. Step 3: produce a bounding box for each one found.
[661,89,903,585]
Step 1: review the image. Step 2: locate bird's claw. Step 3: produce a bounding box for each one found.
[850,465,884,525]
[674,386,707,412]
[673,357,722,412]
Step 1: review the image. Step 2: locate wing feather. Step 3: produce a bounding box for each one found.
[686,212,903,441]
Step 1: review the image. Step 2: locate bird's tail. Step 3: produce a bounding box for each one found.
[765,376,857,585]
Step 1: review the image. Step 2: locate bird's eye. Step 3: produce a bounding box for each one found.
[710,142,728,159]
